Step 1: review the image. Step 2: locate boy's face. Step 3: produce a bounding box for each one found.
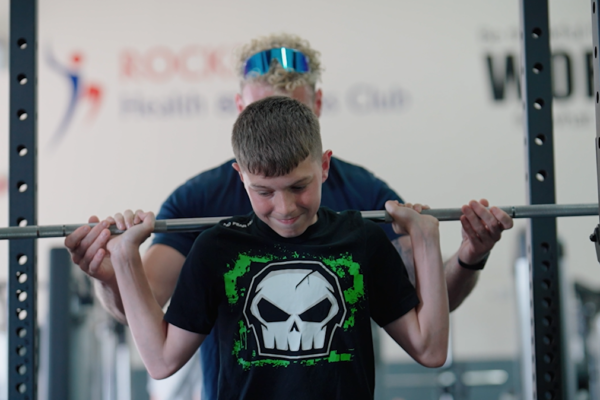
[233,151,332,238]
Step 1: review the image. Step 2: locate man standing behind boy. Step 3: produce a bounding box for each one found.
[65,33,513,396]
[105,96,449,399]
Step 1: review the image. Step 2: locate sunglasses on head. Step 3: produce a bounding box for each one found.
[243,47,310,78]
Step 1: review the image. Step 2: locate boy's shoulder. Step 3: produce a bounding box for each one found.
[189,214,256,255]
[218,213,255,231]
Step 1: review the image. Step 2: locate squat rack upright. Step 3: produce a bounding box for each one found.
[9,0,37,398]
[5,1,589,399]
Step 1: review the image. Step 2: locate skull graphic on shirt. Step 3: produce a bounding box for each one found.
[243,261,346,359]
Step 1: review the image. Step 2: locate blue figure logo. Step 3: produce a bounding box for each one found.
[46,49,103,145]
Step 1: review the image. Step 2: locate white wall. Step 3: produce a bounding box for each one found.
[0,0,598,363]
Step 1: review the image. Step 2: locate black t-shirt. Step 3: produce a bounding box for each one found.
[165,207,419,400]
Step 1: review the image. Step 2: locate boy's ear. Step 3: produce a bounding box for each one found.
[232,162,244,182]
[321,150,333,182]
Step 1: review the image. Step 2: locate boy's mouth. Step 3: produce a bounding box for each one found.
[275,215,300,225]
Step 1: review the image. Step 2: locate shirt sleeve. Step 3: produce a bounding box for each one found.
[365,222,419,327]
[164,230,220,334]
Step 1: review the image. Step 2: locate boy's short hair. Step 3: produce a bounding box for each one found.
[232,96,322,177]
[234,33,322,92]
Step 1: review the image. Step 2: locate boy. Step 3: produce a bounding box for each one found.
[105,96,449,399]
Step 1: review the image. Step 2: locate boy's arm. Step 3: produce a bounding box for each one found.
[382,201,449,368]
[394,235,480,313]
[106,210,206,379]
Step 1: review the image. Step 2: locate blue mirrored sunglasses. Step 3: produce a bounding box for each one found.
[244,47,310,78]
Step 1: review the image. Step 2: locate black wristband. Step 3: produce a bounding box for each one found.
[458,254,489,271]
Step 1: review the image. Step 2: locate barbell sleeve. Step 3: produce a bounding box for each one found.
[0,203,597,240]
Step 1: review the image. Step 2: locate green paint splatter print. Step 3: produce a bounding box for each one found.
[322,254,365,329]
[224,253,274,304]
[300,351,353,366]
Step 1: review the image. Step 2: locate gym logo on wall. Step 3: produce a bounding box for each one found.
[480,24,593,128]
[243,261,346,360]
[117,45,409,118]
[46,49,103,145]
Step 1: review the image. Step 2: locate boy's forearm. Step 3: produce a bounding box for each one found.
[111,247,176,378]
[409,227,449,365]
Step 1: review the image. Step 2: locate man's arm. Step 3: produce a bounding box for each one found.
[65,215,186,325]
[105,210,205,379]
[443,253,480,311]
[392,199,513,311]
[445,199,513,310]
[382,201,449,368]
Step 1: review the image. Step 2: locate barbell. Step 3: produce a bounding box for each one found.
[0,203,597,240]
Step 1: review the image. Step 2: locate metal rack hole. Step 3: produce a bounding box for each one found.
[16,290,27,302]
[16,383,26,393]
[16,309,27,320]
[535,134,545,145]
[536,171,547,182]
[542,279,552,289]
[17,254,27,265]
[17,272,27,284]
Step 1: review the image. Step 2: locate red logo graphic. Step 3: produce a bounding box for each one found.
[120,45,238,82]
[0,174,7,198]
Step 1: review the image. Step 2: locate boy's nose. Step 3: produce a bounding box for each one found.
[274,192,297,216]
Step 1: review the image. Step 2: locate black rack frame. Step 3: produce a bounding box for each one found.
[8,0,38,398]
[519,1,566,399]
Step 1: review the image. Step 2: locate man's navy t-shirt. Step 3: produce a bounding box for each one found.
[152,156,404,398]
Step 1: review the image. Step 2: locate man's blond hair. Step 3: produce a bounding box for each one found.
[235,33,322,92]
